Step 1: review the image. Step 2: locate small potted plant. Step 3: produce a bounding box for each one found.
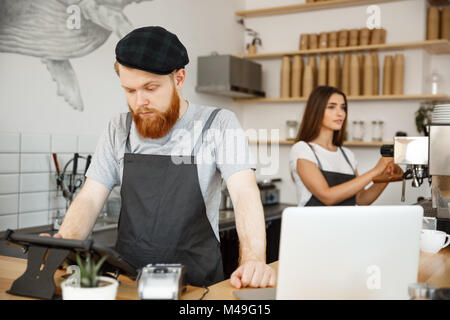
[246,32,262,55]
[60,253,119,300]
[237,18,262,54]
[415,103,434,136]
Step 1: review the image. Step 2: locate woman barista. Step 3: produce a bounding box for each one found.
[289,86,395,206]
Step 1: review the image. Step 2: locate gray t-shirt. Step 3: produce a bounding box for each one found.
[86,102,256,240]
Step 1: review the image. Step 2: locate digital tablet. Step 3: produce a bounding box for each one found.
[5,230,138,280]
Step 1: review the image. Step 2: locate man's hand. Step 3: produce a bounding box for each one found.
[225,169,275,289]
[230,261,276,289]
[39,233,62,238]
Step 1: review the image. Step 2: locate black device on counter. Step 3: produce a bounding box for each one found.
[3,230,137,300]
[257,178,281,206]
[433,288,450,300]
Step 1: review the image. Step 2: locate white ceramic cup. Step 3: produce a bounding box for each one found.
[420,229,450,254]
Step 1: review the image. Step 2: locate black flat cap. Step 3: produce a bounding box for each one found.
[115,26,189,75]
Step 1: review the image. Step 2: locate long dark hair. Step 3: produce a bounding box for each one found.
[295,86,348,147]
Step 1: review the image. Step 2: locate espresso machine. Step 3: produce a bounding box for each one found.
[380,124,450,233]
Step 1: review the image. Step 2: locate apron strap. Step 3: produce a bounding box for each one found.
[125,112,133,154]
[339,147,356,175]
[191,108,221,157]
[306,142,323,170]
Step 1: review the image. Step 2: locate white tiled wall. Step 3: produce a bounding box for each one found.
[0,194,19,215]
[0,133,20,153]
[0,131,99,231]
[0,154,20,173]
[0,174,19,194]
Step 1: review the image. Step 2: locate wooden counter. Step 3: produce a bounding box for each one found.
[1,246,449,300]
[184,246,450,300]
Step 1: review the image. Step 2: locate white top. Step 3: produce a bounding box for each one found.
[289,141,358,206]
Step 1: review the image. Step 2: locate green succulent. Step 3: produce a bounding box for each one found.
[76,253,108,288]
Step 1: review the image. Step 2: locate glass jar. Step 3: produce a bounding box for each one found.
[352,120,365,141]
[286,120,298,140]
[426,71,443,95]
[371,120,384,142]
[408,283,435,300]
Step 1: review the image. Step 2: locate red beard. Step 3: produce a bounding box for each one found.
[129,88,180,139]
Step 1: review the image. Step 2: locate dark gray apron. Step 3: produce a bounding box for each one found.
[115,108,224,286]
[305,143,356,206]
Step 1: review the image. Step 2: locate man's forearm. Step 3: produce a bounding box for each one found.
[233,187,267,263]
[58,193,102,240]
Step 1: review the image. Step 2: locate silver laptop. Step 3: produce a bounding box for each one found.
[233,205,423,300]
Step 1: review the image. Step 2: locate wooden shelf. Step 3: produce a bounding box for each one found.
[239,40,450,59]
[428,0,450,5]
[343,141,388,147]
[235,0,404,17]
[249,139,296,145]
[249,139,389,147]
[234,94,450,103]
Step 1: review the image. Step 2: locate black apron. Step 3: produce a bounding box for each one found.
[305,143,357,206]
[115,108,224,286]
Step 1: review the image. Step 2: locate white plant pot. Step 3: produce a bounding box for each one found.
[61,276,119,300]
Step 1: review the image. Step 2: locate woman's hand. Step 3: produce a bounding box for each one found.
[373,157,394,176]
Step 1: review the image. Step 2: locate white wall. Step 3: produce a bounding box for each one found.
[239,0,449,205]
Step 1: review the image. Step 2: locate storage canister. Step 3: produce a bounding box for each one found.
[363,54,374,96]
[328,31,338,48]
[359,28,371,45]
[299,34,309,50]
[328,55,340,89]
[319,32,328,48]
[341,54,351,95]
[338,29,349,47]
[318,55,328,86]
[382,55,393,95]
[303,65,314,98]
[392,53,404,95]
[442,8,450,41]
[291,55,303,98]
[427,6,440,40]
[308,33,318,50]
[280,56,291,98]
[372,53,380,95]
[349,29,359,46]
[350,54,360,96]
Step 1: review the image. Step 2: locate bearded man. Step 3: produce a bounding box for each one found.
[48,26,276,289]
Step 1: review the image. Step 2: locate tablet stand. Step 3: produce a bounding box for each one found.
[4,229,94,300]
[7,245,70,299]
[4,229,137,300]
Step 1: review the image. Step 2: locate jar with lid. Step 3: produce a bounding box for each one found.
[426,71,443,95]
[408,283,435,300]
[286,120,299,140]
[371,120,384,142]
[352,120,365,141]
